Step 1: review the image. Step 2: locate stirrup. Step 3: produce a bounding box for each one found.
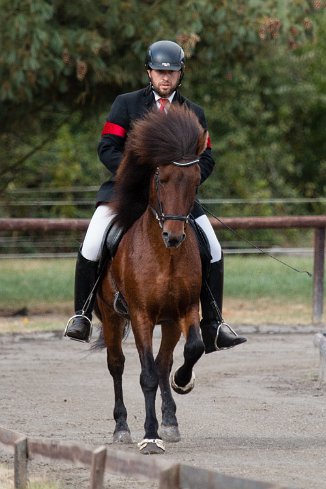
[214,321,239,351]
[64,314,93,343]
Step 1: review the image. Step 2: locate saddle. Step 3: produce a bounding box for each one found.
[105,218,125,259]
[98,218,130,317]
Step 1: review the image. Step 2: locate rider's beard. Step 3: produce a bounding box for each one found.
[150,75,181,98]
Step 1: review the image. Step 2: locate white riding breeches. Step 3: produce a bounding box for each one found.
[81,204,222,263]
[81,205,116,261]
[194,214,222,262]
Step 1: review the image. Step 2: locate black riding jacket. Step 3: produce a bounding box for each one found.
[96,84,215,205]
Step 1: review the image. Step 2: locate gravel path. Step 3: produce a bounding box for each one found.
[0,327,325,489]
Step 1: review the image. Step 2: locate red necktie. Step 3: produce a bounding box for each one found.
[159,98,169,111]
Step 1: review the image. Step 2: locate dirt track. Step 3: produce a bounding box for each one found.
[1,326,326,489]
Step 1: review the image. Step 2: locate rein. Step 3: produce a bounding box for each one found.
[150,159,199,228]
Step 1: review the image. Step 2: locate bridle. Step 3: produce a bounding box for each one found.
[150,159,199,228]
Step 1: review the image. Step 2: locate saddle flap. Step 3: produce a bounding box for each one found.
[105,219,125,258]
[189,216,212,276]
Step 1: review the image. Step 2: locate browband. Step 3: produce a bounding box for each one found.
[171,158,200,167]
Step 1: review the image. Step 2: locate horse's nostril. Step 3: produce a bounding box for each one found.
[162,232,186,248]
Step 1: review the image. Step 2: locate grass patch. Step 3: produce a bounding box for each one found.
[224,255,314,325]
[0,255,320,329]
[0,258,74,313]
[224,255,313,300]
[0,314,68,334]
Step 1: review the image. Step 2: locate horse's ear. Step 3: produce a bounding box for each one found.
[197,129,208,155]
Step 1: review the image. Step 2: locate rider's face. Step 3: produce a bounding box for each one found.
[147,69,181,97]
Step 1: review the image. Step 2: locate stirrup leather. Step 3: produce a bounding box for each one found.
[64,314,93,343]
[215,321,239,351]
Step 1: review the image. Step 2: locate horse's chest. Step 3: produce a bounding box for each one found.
[153,272,200,306]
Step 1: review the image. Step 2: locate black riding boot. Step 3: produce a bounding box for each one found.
[200,258,247,353]
[64,251,99,342]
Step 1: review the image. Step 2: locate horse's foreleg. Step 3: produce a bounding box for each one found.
[155,324,181,442]
[132,320,164,454]
[172,322,204,395]
[140,351,159,436]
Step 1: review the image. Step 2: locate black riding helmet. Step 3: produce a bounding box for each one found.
[145,40,185,83]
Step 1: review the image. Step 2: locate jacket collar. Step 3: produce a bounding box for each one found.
[143,84,155,108]
[143,85,185,108]
[172,90,185,105]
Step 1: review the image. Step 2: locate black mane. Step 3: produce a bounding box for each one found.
[111,104,206,229]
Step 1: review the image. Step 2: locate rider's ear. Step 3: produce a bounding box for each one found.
[197,129,208,155]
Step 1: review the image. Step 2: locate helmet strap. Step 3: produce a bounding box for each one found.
[178,70,184,86]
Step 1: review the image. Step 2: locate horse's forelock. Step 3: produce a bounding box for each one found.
[127,105,204,167]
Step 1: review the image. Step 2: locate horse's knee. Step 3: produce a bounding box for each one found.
[172,326,204,391]
[140,369,159,392]
[107,350,125,377]
[184,325,205,362]
[140,352,159,392]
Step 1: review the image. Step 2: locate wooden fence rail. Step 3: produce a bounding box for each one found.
[0,215,325,323]
[0,426,290,489]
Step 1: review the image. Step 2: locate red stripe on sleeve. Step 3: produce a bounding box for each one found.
[101,122,127,138]
[206,134,211,149]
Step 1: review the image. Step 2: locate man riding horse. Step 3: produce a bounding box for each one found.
[65,40,247,353]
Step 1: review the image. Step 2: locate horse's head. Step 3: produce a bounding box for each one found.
[112,104,208,238]
[150,159,201,248]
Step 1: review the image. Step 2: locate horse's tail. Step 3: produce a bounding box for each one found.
[94,298,102,322]
[90,315,131,353]
[90,325,106,351]
[89,299,105,351]
[90,321,131,351]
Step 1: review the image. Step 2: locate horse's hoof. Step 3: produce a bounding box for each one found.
[171,368,195,395]
[113,430,132,443]
[159,424,181,442]
[137,438,165,455]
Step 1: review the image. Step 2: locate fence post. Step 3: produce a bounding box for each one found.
[90,446,107,489]
[313,228,325,324]
[159,464,180,489]
[14,437,28,489]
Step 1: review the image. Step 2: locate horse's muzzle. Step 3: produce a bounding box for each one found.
[162,231,186,249]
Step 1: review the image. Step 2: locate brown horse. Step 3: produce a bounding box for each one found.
[96,105,208,454]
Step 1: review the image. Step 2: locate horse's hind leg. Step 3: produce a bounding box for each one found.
[155,324,181,442]
[172,322,204,395]
[107,343,132,443]
[100,303,132,443]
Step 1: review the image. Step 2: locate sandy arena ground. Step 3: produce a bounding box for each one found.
[0,325,326,489]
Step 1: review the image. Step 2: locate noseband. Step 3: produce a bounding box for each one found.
[150,159,199,228]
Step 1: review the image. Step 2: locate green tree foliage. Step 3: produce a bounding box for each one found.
[186,1,325,208]
[0,0,325,219]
